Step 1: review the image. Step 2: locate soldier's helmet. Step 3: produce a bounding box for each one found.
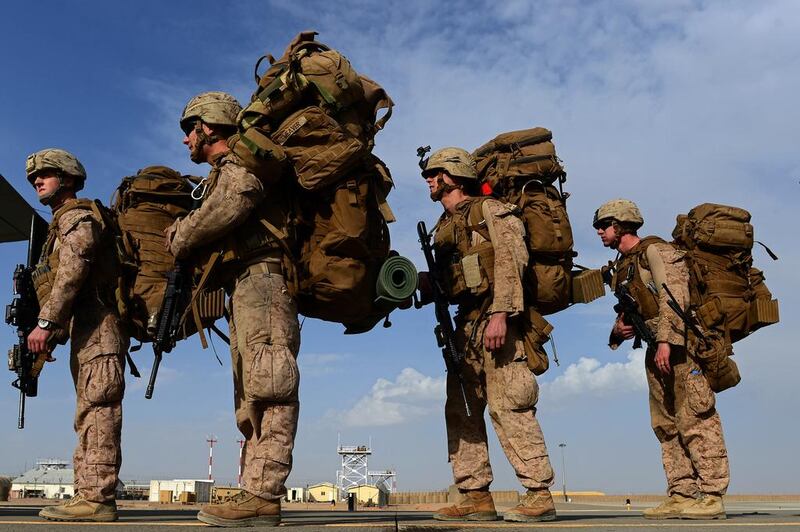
[422,147,477,180]
[593,199,644,229]
[25,148,87,191]
[180,91,242,133]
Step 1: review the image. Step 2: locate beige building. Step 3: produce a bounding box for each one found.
[148,480,213,504]
[307,482,339,503]
[348,484,388,506]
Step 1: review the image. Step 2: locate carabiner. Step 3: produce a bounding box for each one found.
[191,177,208,201]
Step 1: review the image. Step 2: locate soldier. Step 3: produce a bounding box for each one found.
[420,148,557,523]
[594,199,729,520]
[166,92,299,527]
[25,149,128,522]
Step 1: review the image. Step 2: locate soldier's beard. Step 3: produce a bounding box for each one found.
[190,144,205,164]
[190,122,212,164]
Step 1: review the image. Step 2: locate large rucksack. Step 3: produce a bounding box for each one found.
[229,32,413,333]
[111,166,224,343]
[473,127,600,316]
[672,203,779,343]
[671,203,779,391]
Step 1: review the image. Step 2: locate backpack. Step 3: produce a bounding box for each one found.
[229,30,393,190]
[111,166,224,343]
[671,203,779,345]
[667,203,779,392]
[230,32,411,334]
[472,127,586,315]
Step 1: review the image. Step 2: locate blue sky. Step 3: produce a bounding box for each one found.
[1,0,798,494]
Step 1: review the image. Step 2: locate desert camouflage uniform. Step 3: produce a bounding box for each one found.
[610,241,729,497]
[38,200,127,503]
[439,199,555,491]
[170,152,300,500]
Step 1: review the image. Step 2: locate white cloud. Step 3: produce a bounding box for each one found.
[541,350,647,404]
[334,367,445,427]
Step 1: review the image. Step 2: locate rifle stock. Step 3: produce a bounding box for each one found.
[417,221,471,417]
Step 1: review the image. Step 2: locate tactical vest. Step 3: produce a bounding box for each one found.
[433,198,496,307]
[193,154,290,282]
[610,235,667,321]
[31,199,121,318]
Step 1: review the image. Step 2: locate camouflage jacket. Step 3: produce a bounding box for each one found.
[37,199,126,361]
[169,152,285,272]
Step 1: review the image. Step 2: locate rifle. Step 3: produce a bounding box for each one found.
[611,263,657,350]
[417,221,471,416]
[5,214,48,429]
[661,282,706,340]
[144,261,191,399]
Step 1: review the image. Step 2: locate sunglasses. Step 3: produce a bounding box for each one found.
[594,219,614,230]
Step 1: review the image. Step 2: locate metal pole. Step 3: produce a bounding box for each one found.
[558,443,567,502]
[207,436,217,481]
[237,439,245,488]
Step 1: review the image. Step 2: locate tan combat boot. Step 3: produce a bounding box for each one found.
[38,494,118,522]
[503,489,557,522]
[197,490,280,527]
[642,494,695,520]
[680,494,726,520]
[433,489,498,521]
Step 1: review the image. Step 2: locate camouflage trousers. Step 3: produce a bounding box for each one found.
[228,262,300,500]
[445,315,555,491]
[646,345,730,497]
[69,352,125,503]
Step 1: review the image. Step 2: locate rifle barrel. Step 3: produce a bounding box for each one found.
[144,350,162,400]
[18,390,25,429]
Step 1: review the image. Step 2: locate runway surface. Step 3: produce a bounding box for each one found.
[1,501,799,531]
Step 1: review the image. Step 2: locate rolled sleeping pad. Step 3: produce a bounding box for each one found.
[375,255,418,305]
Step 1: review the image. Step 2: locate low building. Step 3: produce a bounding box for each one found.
[348,484,388,506]
[148,480,213,504]
[284,486,305,503]
[10,460,125,500]
[307,482,339,503]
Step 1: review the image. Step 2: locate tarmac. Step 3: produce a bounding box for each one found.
[2,499,800,531]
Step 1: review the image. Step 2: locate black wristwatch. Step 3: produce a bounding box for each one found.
[37,318,55,331]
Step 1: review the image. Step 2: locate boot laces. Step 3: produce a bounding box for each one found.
[226,490,252,505]
[63,493,87,507]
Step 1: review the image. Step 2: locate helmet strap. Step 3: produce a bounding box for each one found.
[429,174,461,202]
[190,121,211,163]
[36,173,65,206]
[191,120,227,163]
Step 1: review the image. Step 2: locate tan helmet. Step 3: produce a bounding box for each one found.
[422,147,477,180]
[593,199,644,229]
[180,91,242,132]
[25,148,87,191]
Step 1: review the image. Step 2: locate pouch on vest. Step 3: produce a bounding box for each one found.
[521,307,554,375]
